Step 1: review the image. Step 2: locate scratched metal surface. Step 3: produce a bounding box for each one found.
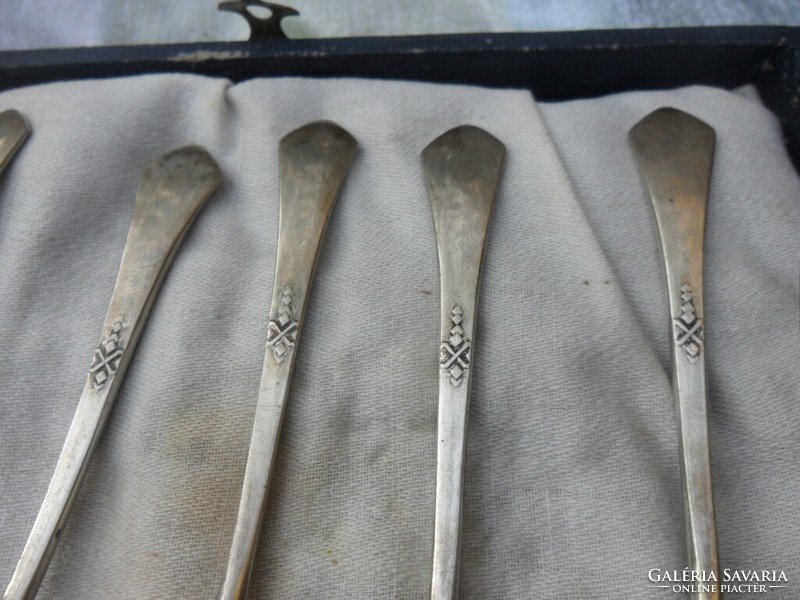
[0,0,799,49]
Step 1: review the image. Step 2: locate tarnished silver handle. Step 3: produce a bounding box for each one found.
[0,110,31,179]
[4,146,222,600]
[218,121,357,600]
[424,125,505,600]
[629,107,719,600]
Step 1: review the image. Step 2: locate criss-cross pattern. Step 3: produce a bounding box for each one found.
[89,321,124,390]
[674,283,704,363]
[440,305,471,387]
[266,286,299,364]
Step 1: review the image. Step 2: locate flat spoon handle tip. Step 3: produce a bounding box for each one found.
[0,109,32,178]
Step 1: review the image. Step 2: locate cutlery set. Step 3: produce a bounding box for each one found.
[1,106,720,599]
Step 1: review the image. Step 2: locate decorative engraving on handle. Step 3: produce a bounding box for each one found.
[674,283,704,363]
[266,285,299,364]
[89,320,124,390]
[440,305,471,387]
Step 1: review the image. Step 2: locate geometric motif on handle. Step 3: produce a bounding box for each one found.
[673,283,704,363]
[89,320,124,390]
[440,305,471,387]
[266,285,299,364]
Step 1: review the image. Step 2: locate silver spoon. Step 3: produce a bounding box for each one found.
[218,121,357,600]
[4,146,222,600]
[423,125,505,600]
[630,107,719,600]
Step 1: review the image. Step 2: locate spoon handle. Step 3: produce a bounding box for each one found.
[629,107,719,600]
[4,146,222,600]
[218,121,357,600]
[424,125,504,600]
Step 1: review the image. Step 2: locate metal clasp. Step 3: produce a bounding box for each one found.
[218,1,299,40]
